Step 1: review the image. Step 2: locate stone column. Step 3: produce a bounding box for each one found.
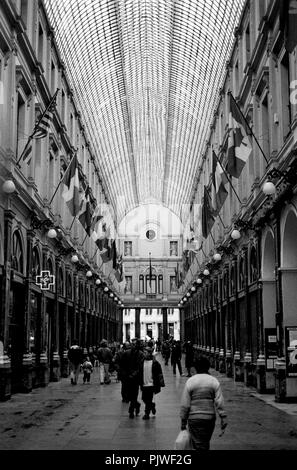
[162,307,168,340]
[135,307,141,339]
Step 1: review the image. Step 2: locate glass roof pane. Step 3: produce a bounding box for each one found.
[44,0,245,220]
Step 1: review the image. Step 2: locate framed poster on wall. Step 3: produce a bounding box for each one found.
[285,327,297,377]
[265,328,277,370]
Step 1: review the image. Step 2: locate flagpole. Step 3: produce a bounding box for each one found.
[229,92,269,166]
[16,89,59,166]
[69,216,77,231]
[48,150,78,206]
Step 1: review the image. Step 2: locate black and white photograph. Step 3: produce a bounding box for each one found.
[0,0,297,460]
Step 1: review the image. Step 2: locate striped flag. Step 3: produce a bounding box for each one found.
[201,186,215,239]
[78,187,94,236]
[212,150,228,212]
[226,93,252,178]
[62,154,81,216]
[20,89,59,165]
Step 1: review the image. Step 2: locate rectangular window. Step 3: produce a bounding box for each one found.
[125,276,132,294]
[170,276,177,293]
[124,241,132,256]
[280,53,291,142]
[16,93,26,158]
[170,241,178,256]
[38,23,44,65]
[168,323,174,337]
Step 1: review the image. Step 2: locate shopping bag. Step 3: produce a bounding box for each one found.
[174,429,192,450]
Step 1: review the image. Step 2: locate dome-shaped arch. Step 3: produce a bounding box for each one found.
[281,206,297,268]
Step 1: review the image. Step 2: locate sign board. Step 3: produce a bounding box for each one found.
[285,327,297,377]
[265,328,278,370]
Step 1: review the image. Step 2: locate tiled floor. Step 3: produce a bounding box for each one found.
[0,355,297,450]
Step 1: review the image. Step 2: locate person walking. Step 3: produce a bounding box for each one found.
[171,340,183,376]
[162,340,171,365]
[120,338,144,419]
[184,341,194,377]
[140,347,165,420]
[68,339,83,385]
[82,356,93,383]
[97,339,113,384]
[114,342,131,402]
[180,355,227,451]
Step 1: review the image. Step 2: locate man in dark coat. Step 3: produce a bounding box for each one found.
[68,339,83,385]
[184,341,194,377]
[140,347,165,419]
[114,342,131,402]
[171,340,183,376]
[119,338,144,418]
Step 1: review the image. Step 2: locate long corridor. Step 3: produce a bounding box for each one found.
[0,355,297,451]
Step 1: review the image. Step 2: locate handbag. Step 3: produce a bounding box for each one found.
[174,429,192,450]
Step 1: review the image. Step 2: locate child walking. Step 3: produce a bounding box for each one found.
[82,356,93,383]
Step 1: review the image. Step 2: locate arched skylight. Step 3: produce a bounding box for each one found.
[45,0,245,221]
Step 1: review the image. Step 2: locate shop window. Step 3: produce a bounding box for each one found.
[67,273,72,300]
[250,247,258,283]
[31,246,41,278]
[58,267,64,296]
[146,274,156,294]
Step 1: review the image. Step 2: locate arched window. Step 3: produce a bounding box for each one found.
[239,257,245,290]
[79,282,84,306]
[67,273,72,299]
[146,272,157,294]
[250,247,258,283]
[139,274,144,294]
[31,246,41,277]
[58,267,64,296]
[11,231,24,274]
[230,266,236,295]
[158,275,163,294]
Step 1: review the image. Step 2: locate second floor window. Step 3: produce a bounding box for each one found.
[170,241,178,256]
[170,276,177,292]
[125,276,132,294]
[124,241,132,256]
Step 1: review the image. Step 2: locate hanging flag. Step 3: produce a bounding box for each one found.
[212,150,228,212]
[149,254,153,287]
[19,89,59,165]
[280,0,297,53]
[78,187,94,236]
[201,186,215,239]
[61,153,81,216]
[114,255,123,282]
[226,93,253,178]
[90,207,104,242]
[111,240,117,270]
[98,238,112,263]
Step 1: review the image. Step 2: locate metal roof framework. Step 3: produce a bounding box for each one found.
[44,0,245,222]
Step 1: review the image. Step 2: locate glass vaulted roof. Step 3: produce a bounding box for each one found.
[45,0,245,221]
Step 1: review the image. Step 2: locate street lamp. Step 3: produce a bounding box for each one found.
[213,253,222,262]
[104,287,109,293]
[231,229,241,240]
[71,254,79,263]
[2,180,16,194]
[203,269,210,276]
[86,270,92,278]
[96,279,101,286]
[191,286,196,292]
[47,228,57,239]
[262,181,276,195]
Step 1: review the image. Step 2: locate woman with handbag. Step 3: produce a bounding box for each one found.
[179,355,227,450]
